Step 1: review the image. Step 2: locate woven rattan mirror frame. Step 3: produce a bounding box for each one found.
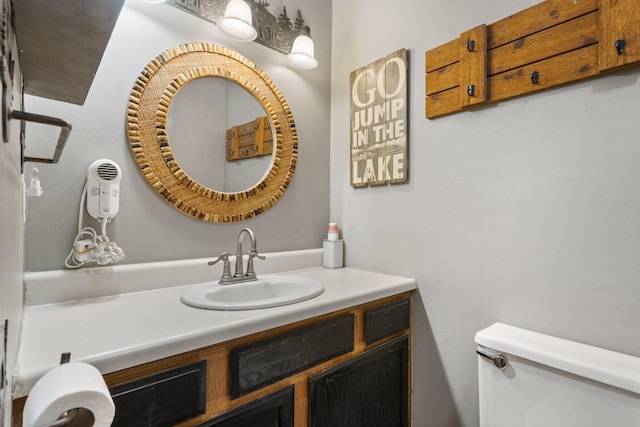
[126,43,297,222]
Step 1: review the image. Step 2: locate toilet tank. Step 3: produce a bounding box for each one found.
[476,323,640,427]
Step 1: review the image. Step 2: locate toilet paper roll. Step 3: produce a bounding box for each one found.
[23,362,115,427]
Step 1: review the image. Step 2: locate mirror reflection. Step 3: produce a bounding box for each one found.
[167,77,274,193]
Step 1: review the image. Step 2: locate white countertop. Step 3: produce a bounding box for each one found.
[14,266,415,397]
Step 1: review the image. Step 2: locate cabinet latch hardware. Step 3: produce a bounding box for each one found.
[615,39,626,55]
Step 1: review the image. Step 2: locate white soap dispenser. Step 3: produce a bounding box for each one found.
[323,223,344,268]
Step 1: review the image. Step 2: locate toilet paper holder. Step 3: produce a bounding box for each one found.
[40,353,80,427]
[42,409,79,427]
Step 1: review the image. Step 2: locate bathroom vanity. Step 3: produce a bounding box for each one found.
[105,292,410,426]
[12,252,416,426]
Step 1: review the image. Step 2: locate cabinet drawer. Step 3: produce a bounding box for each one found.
[231,314,354,398]
[365,298,410,345]
[109,360,206,427]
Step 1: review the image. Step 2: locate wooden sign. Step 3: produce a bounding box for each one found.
[350,49,409,187]
[425,0,640,119]
[226,116,273,161]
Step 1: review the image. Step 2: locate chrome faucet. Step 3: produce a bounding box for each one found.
[208,228,265,285]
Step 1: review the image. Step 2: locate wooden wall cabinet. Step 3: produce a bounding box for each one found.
[425,0,640,119]
[12,293,412,426]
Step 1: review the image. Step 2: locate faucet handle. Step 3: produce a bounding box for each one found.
[208,252,233,280]
[248,249,266,261]
[207,252,230,266]
[246,249,265,276]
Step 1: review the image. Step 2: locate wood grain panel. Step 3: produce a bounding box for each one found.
[425,62,460,95]
[489,44,599,102]
[425,38,460,72]
[423,0,632,119]
[426,87,460,119]
[487,0,599,49]
[599,0,640,71]
[489,11,598,75]
[460,25,488,107]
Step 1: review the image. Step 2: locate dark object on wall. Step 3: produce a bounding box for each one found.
[309,335,410,427]
[109,360,207,427]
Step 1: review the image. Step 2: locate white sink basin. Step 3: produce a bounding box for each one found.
[180,275,324,310]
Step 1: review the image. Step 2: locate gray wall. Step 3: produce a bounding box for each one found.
[23,0,332,272]
[0,31,24,426]
[331,0,640,426]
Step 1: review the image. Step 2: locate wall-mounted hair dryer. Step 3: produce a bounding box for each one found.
[65,159,125,268]
[86,159,122,220]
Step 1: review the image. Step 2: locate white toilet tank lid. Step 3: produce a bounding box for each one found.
[475,323,640,395]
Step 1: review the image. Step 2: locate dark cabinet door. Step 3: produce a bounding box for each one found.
[309,335,409,427]
[196,385,294,427]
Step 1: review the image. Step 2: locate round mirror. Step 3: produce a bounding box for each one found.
[126,44,297,222]
[167,77,274,193]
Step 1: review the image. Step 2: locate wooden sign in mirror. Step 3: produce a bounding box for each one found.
[225,116,273,162]
[126,43,297,222]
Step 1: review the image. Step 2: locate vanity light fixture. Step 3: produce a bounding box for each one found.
[165,0,318,69]
[218,0,258,42]
[287,25,317,69]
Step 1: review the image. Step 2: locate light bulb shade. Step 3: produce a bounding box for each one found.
[287,26,318,69]
[218,0,257,42]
